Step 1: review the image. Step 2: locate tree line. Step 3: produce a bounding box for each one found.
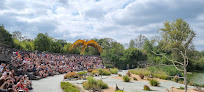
[0,19,204,71]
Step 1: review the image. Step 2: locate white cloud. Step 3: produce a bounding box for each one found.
[0,0,204,51]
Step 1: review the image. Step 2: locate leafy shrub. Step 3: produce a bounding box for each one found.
[77,71,87,75]
[162,66,181,76]
[64,72,78,79]
[133,77,137,81]
[98,68,111,75]
[82,81,90,90]
[97,80,108,89]
[87,76,97,86]
[123,75,130,82]
[91,70,98,74]
[126,71,131,77]
[118,74,122,77]
[143,85,151,91]
[149,79,160,86]
[110,68,118,74]
[139,73,144,79]
[83,76,109,90]
[61,82,80,92]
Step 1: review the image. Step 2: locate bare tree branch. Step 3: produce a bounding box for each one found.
[152,51,184,71]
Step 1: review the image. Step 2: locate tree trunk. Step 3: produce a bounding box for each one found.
[184,59,187,92]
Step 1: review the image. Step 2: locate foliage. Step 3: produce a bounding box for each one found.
[91,70,98,74]
[61,82,80,92]
[115,90,125,92]
[64,72,78,79]
[123,75,130,82]
[152,71,168,79]
[0,25,14,47]
[115,91,124,92]
[143,85,151,91]
[83,76,108,90]
[96,80,108,89]
[129,69,151,76]
[97,68,111,75]
[149,79,160,86]
[77,71,87,75]
[110,68,118,74]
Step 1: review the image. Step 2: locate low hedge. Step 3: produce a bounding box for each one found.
[77,71,87,75]
[123,75,130,82]
[82,76,108,90]
[97,68,111,75]
[64,72,78,79]
[61,82,80,92]
[110,68,118,74]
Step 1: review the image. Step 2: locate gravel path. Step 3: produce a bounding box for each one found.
[30,74,65,92]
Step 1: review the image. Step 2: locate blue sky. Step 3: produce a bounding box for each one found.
[0,0,204,51]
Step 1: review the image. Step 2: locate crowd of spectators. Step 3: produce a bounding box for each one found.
[0,50,104,92]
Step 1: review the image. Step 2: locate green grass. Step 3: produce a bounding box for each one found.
[61,82,80,92]
[129,68,151,76]
[110,68,118,74]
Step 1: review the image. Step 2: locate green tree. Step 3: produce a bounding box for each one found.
[34,33,52,51]
[155,19,196,92]
[0,25,14,47]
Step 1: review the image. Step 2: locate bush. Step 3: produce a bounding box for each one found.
[91,70,98,74]
[87,76,97,86]
[110,68,118,74]
[118,74,122,77]
[149,79,160,86]
[133,77,137,81]
[83,76,109,90]
[139,73,144,79]
[61,82,80,92]
[98,68,111,75]
[97,80,108,89]
[64,72,78,79]
[77,71,87,75]
[123,75,130,82]
[82,81,90,90]
[143,85,151,91]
